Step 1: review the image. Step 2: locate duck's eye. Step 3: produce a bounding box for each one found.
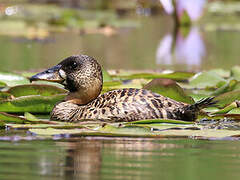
[71,62,78,70]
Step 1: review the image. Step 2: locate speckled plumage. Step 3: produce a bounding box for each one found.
[30,55,215,122]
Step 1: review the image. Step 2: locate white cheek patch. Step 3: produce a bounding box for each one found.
[59,69,67,79]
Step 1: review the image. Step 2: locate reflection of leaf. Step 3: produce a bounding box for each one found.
[7,84,67,97]
[189,71,226,89]
[0,94,65,113]
[143,78,194,104]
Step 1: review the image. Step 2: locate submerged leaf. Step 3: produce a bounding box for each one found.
[7,84,67,97]
[143,78,194,104]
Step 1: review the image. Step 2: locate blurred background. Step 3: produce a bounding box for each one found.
[0,0,239,72]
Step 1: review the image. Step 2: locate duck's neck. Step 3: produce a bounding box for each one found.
[65,84,102,105]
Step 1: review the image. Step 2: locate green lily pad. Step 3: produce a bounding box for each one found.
[227,108,240,114]
[214,90,240,108]
[7,84,67,97]
[211,79,238,96]
[0,92,12,100]
[24,112,40,122]
[115,71,195,81]
[211,102,238,115]
[0,72,29,86]
[0,112,26,123]
[102,69,113,82]
[0,81,6,88]
[127,119,194,125]
[189,71,226,89]
[231,66,240,80]
[143,78,194,104]
[209,69,230,78]
[0,94,65,113]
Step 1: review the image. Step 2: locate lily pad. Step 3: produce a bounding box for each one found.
[102,69,113,82]
[115,71,195,81]
[127,119,194,124]
[0,92,12,100]
[231,66,240,80]
[0,94,65,113]
[0,112,26,124]
[214,90,240,108]
[7,84,67,97]
[143,78,194,104]
[189,71,226,89]
[0,81,6,88]
[0,72,29,86]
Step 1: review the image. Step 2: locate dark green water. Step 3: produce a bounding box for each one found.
[0,137,240,180]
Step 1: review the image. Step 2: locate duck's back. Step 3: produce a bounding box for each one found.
[51,88,189,122]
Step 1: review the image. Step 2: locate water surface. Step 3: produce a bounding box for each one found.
[0,136,240,180]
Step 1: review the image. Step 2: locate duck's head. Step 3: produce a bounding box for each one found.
[30,55,103,105]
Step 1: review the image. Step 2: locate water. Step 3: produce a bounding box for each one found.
[0,15,239,72]
[0,137,240,180]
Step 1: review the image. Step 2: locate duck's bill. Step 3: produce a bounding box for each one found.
[29,64,65,83]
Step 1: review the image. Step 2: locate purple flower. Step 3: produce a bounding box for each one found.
[159,0,206,21]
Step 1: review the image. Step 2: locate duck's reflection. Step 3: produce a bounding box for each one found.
[156,26,205,70]
[57,138,182,179]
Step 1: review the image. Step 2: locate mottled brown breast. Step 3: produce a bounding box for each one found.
[51,88,188,122]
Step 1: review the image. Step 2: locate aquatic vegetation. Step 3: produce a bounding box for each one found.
[1,65,240,139]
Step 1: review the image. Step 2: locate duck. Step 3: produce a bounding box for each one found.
[30,55,215,122]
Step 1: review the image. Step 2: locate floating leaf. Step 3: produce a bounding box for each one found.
[143,78,194,104]
[209,69,230,78]
[189,71,226,89]
[214,90,240,108]
[0,112,26,124]
[211,102,238,115]
[227,108,240,114]
[0,81,6,88]
[0,94,65,113]
[127,119,194,125]
[0,72,29,86]
[7,84,67,97]
[24,112,39,122]
[0,92,12,100]
[102,69,113,82]
[115,71,194,81]
[231,66,240,81]
[211,79,238,96]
